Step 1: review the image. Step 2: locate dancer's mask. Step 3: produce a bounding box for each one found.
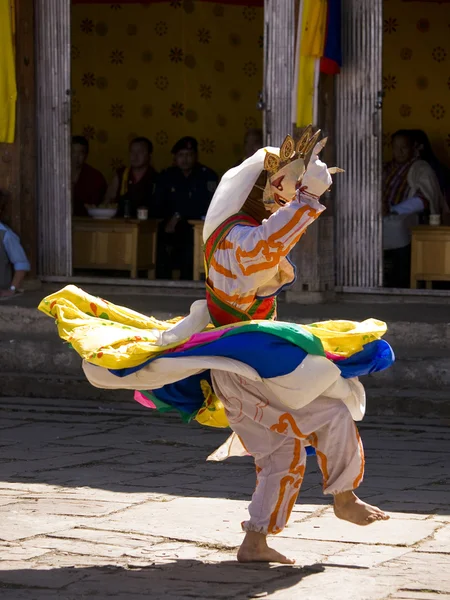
[262,126,341,213]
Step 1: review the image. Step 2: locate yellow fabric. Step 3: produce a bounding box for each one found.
[39,286,387,370]
[194,379,229,428]
[382,0,450,165]
[119,167,131,197]
[71,3,263,177]
[303,319,387,358]
[295,56,316,127]
[294,0,327,127]
[38,285,184,369]
[0,0,17,143]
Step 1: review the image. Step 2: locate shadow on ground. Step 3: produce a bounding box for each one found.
[0,561,337,600]
[1,397,449,516]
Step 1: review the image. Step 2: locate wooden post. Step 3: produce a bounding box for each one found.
[286,75,337,302]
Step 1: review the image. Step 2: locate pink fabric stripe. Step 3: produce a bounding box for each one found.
[165,328,232,354]
[134,390,156,409]
[325,351,345,362]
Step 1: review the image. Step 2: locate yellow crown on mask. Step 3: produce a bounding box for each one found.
[263,126,321,175]
[262,126,322,209]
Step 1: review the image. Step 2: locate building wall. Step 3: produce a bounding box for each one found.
[0,0,36,274]
[382,0,450,164]
[71,1,263,179]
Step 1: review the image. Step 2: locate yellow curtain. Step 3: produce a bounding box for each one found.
[0,0,17,143]
[294,0,327,127]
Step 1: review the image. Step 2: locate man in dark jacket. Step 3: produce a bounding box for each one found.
[155,137,218,280]
[105,137,158,218]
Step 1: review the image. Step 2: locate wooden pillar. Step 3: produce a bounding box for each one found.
[286,75,338,302]
[35,0,71,276]
[263,0,296,146]
[0,0,37,276]
[335,0,383,289]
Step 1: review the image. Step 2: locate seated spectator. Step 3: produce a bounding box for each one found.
[383,130,445,288]
[410,129,450,219]
[234,128,264,167]
[155,136,218,280]
[0,191,30,297]
[72,136,107,217]
[105,137,158,219]
[243,128,263,160]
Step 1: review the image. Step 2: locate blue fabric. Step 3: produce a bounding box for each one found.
[0,222,30,271]
[336,340,395,379]
[323,0,342,66]
[152,371,211,416]
[110,332,309,379]
[145,339,394,423]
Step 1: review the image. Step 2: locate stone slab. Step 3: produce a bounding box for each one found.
[416,523,450,554]
[281,514,439,546]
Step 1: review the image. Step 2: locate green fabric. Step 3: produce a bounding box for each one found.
[140,391,193,423]
[222,320,325,357]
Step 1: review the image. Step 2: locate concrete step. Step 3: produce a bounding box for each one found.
[1,372,447,419]
[0,331,448,391]
[0,372,130,402]
[1,305,450,350]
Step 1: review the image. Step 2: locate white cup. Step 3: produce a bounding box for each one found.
[137,207,148,220]
[429,214,441,226]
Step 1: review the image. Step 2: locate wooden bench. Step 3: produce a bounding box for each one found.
[72,217,158,278]
[189,219,205,281]
[410,226,450,288]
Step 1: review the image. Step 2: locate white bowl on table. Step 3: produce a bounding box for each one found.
[86,207,118,219]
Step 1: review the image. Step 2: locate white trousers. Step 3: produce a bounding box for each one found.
[211,370,365,536]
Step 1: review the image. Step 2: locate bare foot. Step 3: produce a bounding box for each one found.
[334,491,390,526]
[237,531,295,565]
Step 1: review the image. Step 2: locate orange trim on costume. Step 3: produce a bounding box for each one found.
[268,474,295,534]
[352,425,365,488]
[219,239,234,250]
[289,439,304,475]
[235,206,318,276]
[308,432,330,488]
[270,413,307,439]
[209,256,237,280]
[213,287,255,306]
[284,476,304,526]
[267,440,306,534]
[267,205,315,244]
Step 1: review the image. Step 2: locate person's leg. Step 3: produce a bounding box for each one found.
[301,397,389,525]
[211,372,389,563]
[155,225,173,279]
[175,221,194,280]
[211,371,305,563]
[225,413,305,564]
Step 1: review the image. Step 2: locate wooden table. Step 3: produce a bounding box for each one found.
[72,218,158,278]
[188,219,205,281]
[410,226,450,288]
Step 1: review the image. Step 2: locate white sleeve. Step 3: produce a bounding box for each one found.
[222,194,325,293]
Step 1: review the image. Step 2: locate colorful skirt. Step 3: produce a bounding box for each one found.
[39,285,395,432]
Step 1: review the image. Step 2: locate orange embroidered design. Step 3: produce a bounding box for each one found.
[352,425,365,488]
[308,432,329,488]
[268,439,305,534]
[210,255,237,280]
[270,413,307,439]
[235,206,317,276]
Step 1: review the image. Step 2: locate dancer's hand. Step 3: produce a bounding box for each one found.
[300,139,343,199]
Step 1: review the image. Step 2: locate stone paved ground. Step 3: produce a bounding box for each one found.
[0,396,449,600]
